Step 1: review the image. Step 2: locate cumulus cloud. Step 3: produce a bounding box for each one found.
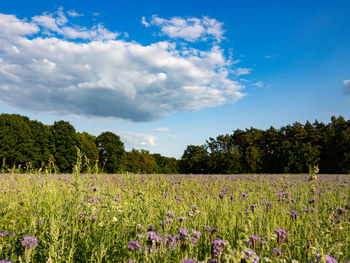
[118,131,157,149]
[343,79,350,94]
[146,15,225,42]
[0,9,246,122]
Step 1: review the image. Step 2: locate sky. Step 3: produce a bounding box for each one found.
[0,0,349,158]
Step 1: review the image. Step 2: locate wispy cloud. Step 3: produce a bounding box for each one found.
[67,10,83,18]
[233,68,252,77]
[251,81,264,88]
[144,15,225,42]
[152,127,170,132]
[265,54,279,59]
[0,9,246,122]
[141,16,149,27]
[343,79,350,94]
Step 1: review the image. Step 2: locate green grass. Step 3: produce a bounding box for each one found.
[0,171,349,262]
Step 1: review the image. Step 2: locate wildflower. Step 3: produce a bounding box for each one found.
[324,255,338,263]
[178,217,186,222]
[127,240,141,251]
[205,226,219,235]
[272,247,282,256]
[243,249,259,263]
[167,210,175,218]
[247,234,260,246]
[211,238,226,257]
[147,225,156,232]
[178,228,188,240]
[336,207,347,215]
[240,193,248,200]
[181,259,197,263]
[291,260,299,263]
[21,236,38,249]
[0,260,13,263]
[113,217,118,222]
[289,210,300,220]
[98,222,104,227]
[0,231,8,237]
[262,257,271,262]
[275,228,289,245]
[191,230,201,245]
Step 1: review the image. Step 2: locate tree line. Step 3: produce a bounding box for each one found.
[0,114,178,174]
[0,113,349,174]
[180,116,350,174]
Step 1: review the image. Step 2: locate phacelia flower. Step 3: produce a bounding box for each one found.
[127,240,141,251]
[211,238,226,257]
[243,249,259,263]
[21,236,38,249]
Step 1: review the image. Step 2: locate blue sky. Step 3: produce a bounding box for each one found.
[0,0,349,158]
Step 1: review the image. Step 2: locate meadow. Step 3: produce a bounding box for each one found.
[0,162,349,262]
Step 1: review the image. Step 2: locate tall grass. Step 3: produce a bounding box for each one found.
[0,159,348,262]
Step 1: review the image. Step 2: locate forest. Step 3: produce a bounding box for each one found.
[0,113,349,174]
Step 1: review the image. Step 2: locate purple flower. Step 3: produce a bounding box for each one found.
[178,217,186,222]
[211,238,226,257]
[0,260,13,263]
[248,234,260,246]
[178,228,188,239]
[272,247,282,256]
[146,231,163,246]
[336,207,347,215]
[147,225,156,232]
[128,240,141,251]
[290,210,300,219]
[0,231,8,237]
[205,226,219,235]
[167,210,175,218]
[243,249,259,263]
[275,228,289,240]
[324,255,338,263]
[181,259,197,263]
[21,236,38,249]
[192,230,201,239]
[191,230,201,245]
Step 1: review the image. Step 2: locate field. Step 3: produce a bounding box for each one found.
[0,170,349,262]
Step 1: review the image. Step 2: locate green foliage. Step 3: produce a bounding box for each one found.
[179,145,209,174]
[96,131,125,173]
[181,116,350,174]
[51,121,80,173]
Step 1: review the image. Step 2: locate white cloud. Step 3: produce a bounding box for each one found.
[31,8,118,40]
[118,131,157,149]
[146,15,225,42]
[0,10,246,122]
[265,54,279,59]
[233,68,252,77]
[251,81,264,88]
[343,79,350,94]
[152,127,170,132]
[67,10,83,18]
[141,17,149,27]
